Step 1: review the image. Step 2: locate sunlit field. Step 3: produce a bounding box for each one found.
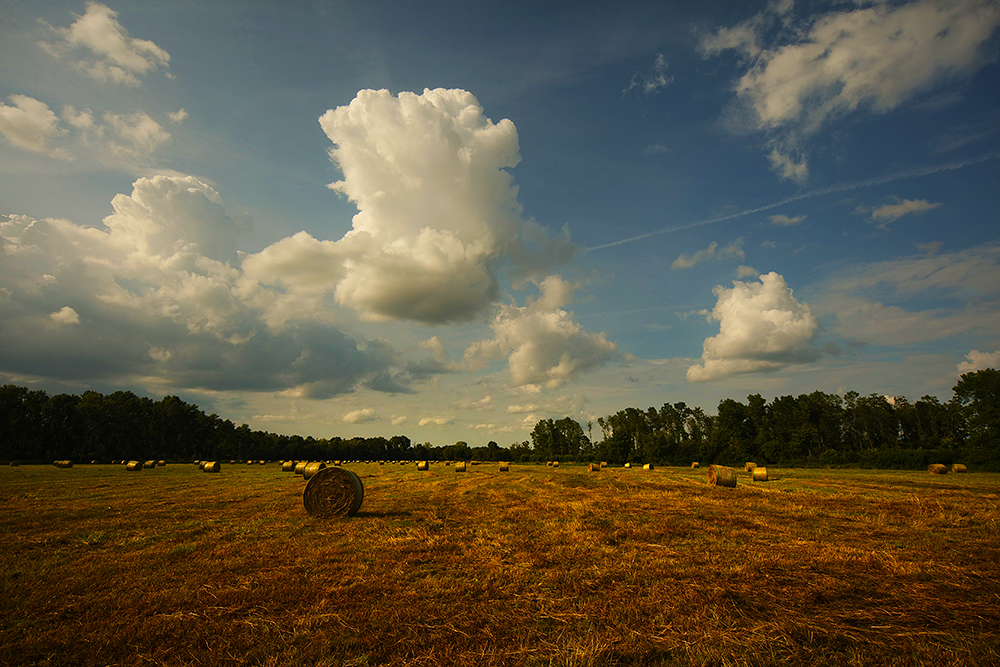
[2,462,999,666]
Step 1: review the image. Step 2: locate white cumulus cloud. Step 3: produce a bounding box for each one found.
[0,95,71,159]
[319,88,525,324]
[687,271,819,382]
[50,306,80,325]
[958,349,1000,374]
[40,2,171,86]
[343,408,377,424]
[463,275,617,389]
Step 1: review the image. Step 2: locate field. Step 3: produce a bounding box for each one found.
[2,462,999,666]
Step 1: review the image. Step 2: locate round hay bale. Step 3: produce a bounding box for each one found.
[499,461,510,472]
[303,466,364,518]
[929,463,948,475]
[600,461,607,468]
[302,461,327,480]
[294,461,308,475]
[708,465,737,488]
[334,460,342,466]
[546,461,553,467]
[752,466,769,482]
[745,462,757,472]
[282,461,296,472]
[157,460,166,467]
[691,462,699,468]
[623,462,631,469]
[643,463,654,470]
[455,461,467,473]
[144,460,156,469]
[588,462,600,472]
[10,460,19,467]
[952,463,968,473]
[203,460,220,473]
[55,460,73,468]
[199,461,207,470]
[193,460,200,465]
[416,460,429,471]
[552,461,559,468]
[126,460,143,471]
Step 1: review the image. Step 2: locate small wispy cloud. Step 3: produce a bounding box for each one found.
[624,53,672,96]
[769,214,805,226]
[671,239,744,270]
[858,197,942,229]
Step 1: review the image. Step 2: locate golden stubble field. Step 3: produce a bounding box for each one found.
[2,462,999,666]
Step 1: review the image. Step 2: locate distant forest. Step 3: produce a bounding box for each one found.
[2,368,998,470]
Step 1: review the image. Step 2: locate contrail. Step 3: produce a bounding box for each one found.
[586,151,1000,251]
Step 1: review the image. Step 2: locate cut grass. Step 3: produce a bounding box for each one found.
[1,463,999,666]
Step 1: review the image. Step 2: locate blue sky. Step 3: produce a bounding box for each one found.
[1,0,998,446]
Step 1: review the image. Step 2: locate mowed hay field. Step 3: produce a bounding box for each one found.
[2,463,999,666]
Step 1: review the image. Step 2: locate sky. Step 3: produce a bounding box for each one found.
[1,0,998,446]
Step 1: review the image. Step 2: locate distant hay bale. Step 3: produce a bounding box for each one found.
[203,461,220,473]
[552,461,559,468]
[303,466,364,518]
[10,460,19,467]
[144,460,157,469]
[247,460,254,465]
[259,460,266,465]
[624,462,631,468]
[588,463,600,472]
[198,461,207,470]
[282,461,296,472]
[416,460,429,471]
[303,461,327,480]
[334,460,342,466]
[929,463,948,475]
[455,461,467,473]
[745,462,757,472]
[54,460,73,468]
[952,464,968,473]
[499,462,510,472]
[157,460,166,467]
[294,461,308,475]
[691,462,699,468]
[193,460,200,465]
[643,463,654,470]
[600,461,607,468]
[752,467,769,482]
[126,460,143,471]
[546,461,553,467]
[708,465,737,488]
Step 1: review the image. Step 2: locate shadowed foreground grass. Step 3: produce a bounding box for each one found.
[1,463,999,666]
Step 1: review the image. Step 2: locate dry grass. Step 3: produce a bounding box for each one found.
[1,464,999,666]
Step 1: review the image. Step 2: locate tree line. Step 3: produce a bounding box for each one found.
[1,368,997,470]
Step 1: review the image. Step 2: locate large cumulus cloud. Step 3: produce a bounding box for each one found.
[687,271,819,382]
[1,176,403,398]
[318,88,524,324]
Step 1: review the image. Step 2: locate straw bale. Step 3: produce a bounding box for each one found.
[303,461,327,480]
[10,460,19,467]
[282,461,296,472]
[546,461,553,467]
[600,461,607,468]
[588,463,600,472]
[203,461,220,473]
[54,460,73,468]
[643,463,654,470]
[745,462,757,472]
[303,466,365,518]
[708,465,737,488]
[126,460,143,471]
[499,462,510,472]
[552,461,559,468]
[294,461,308,475]
[157,460,166,467]
[952,463,968,473]
[455,461,467,472]
[928,463,948,475]
[623,462,631,468]
[144,460,156,469]
[416,460,429,471]
[752,467,769,482]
